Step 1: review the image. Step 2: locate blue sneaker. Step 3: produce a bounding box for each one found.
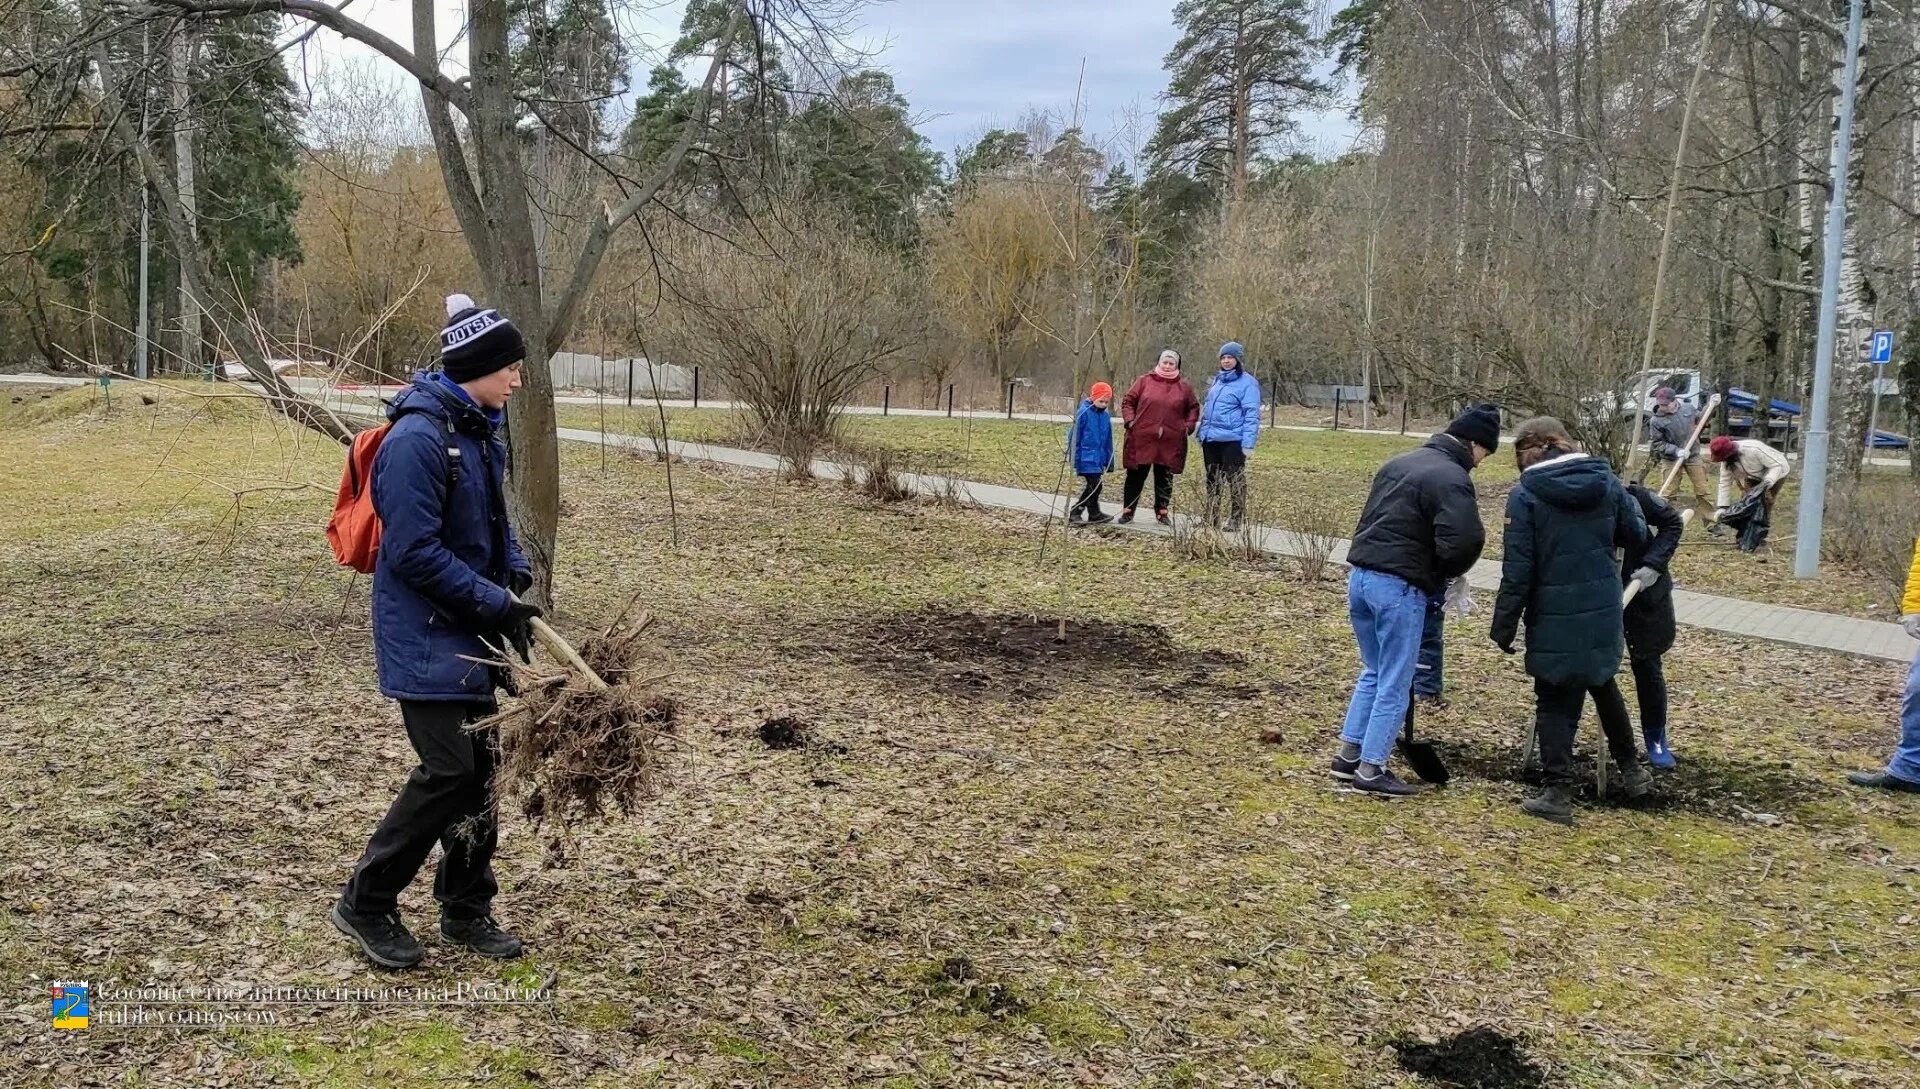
[1646,740,1676,770]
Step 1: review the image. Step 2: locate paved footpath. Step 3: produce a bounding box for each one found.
[6,372,1906,662]
[556,425,1916,665]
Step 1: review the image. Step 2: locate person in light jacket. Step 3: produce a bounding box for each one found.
[1491,418,1652,825]
[1708,436,1791,551]
[1196,341,1262,532]
[1646,387,1714,525]
[1119,350,1201,524]
[1847,537,1920,794]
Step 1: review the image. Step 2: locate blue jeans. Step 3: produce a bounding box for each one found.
[1341,568,1428,766]
[1413,594,1445,698]
[1889,649,1920,783]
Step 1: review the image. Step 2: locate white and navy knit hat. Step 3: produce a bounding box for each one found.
[439,293,526,382]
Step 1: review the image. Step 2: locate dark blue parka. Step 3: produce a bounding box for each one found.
[1490,453,1649,688]
[371,373,530,702]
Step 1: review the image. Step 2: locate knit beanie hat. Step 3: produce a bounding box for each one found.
[440,293,526,383]
[1218,341,1245,367]
[1708,435,1736,462]
[1089,381,1114,401]
[1652,386,1676,404]
[1445,403,1502,453]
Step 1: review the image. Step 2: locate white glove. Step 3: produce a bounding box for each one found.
[1442,576,1475,620]
[1630,566,1660,591]
[1903,614,1920,640]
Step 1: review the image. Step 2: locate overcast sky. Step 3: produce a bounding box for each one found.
[303,0,1358,166]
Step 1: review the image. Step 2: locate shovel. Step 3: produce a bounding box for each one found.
[1396,700,1450,785]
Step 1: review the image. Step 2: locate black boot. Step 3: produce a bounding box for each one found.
[441,914,525,959]
[331,899,425,969]
[1614,757,1654,799]
[1521,785,1575,825]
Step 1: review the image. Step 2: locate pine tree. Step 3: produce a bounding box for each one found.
[192,15,304,301]
[784,70,940,245]
[1145,0,1325,207]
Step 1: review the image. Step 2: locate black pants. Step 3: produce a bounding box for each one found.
[1201,441,1247,522]
[1630,655,1667,742]
[342,699,500,920]
[1069,473,1105,519]
[1122,465,1175,513]
[1534,677,1639,786]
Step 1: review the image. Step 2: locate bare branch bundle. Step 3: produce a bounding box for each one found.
[475,604,677,830]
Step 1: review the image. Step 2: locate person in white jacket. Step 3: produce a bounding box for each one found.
[1709,435,1790,520]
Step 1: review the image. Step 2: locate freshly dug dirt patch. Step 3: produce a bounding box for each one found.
[1394,1026,1549,1088]
[760,715,810,749]
[839,608,1245,701]
[1443,739,1826,820]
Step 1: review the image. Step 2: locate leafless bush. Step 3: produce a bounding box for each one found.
[1825,479,1920,599]
[845,445,914,503]
[1289,491,1345,581]
[657,209,921,472]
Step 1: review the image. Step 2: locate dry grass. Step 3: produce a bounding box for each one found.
[3,404,1918,1088]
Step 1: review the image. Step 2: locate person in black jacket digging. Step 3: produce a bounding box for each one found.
[1491,417,1652,825]
[1330,404,1499,795]
[1622,482,1685,770]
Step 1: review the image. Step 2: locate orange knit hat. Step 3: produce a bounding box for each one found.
[1089,381,1114,401]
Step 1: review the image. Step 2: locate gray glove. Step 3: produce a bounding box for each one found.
[1903,614,1920,640]
[1630,566,1660,591]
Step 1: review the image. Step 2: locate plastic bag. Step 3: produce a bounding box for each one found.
[1442,576,1475,620]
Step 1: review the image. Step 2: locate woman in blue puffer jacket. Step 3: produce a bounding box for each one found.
[1196,341,1262,530]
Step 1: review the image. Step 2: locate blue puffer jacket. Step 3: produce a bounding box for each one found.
[1196,367,1262,451]
[370,373,530,702]
[1068,399,1115,474]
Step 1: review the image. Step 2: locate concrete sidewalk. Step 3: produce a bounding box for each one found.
[559,424,1916,665]
[9,371,1911,660]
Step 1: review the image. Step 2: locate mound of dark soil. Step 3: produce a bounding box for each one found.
[1394,1027,1548,1089]
[760,716,810,749]
[841,609,1245,702]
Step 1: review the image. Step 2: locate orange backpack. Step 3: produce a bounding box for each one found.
[327,424,392,572]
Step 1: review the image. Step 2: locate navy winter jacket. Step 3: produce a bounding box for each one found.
[1490,452,1649,688]
[370,373,530,702]
[1069,399,1115,474]
[1195,367,1262,451]
[1346,435,1486,593]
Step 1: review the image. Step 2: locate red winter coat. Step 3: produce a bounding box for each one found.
[1121,371,1201,472]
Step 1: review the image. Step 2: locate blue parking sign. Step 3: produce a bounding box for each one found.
[1871,330,1894,364]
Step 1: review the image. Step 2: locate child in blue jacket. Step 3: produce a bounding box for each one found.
[1069,381,1116,523]
[1197,342,1262,530]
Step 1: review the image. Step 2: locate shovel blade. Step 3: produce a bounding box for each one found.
[1399,739,1451,785]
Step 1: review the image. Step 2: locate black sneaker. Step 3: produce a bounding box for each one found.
[1522,785,1576,825]
[1086,512,1113,525]
[1155,509,1171,525]
[441,914,526,959]
[1352,766,1418,797]
[1329,753,1360,781]
[1847,770,1920,794]
[331,900,424,969]
[1117,509,1135,524]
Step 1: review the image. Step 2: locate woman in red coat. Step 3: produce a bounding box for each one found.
[1118,349,1202,524]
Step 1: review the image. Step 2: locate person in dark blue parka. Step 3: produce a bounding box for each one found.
[334,293,541,969]
[1491,417,1653,824]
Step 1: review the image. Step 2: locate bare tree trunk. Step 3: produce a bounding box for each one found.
[171,25,200,374]
[1833,14,1874,474]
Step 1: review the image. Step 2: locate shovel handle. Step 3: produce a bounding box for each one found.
[530,616,610,691]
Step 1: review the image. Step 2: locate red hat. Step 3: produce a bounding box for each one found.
[1708,435,1736,462]
[1089,381,1113,401]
